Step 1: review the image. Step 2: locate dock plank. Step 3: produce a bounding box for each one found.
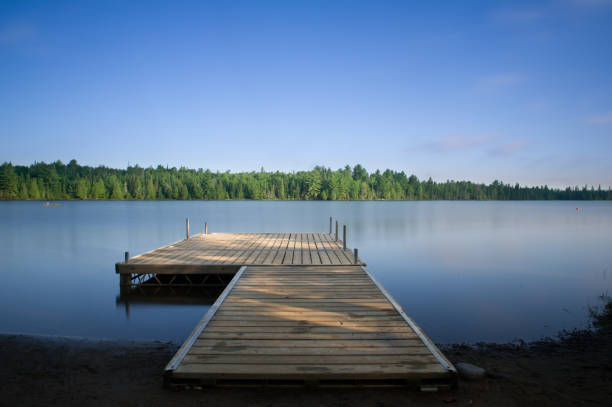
[165,265,456,385]
[116,233,362,274]
[119,232,455,387]
[174,363,447,379]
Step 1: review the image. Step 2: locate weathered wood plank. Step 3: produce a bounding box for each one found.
[197,332,419,341]
[223,298,390,304]
[181,354,439,365]
[124,235,458,386]
[190,338,426,348]
[201,326,416,334]
[186,346,434,356]
[174,363,447,377]
[207,320,410,327]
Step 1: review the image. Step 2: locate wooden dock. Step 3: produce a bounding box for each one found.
[116,229,456,389]
[116,233,361,274]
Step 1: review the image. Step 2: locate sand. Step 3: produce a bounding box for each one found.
[0,331,610,407]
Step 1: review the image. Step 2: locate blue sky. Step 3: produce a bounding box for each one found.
[1,0,611,187]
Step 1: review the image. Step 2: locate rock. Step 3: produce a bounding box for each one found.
[456,362,486,380]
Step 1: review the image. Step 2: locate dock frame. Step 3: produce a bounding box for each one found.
[117,230,457,390]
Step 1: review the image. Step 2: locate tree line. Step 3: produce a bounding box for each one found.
[0,160,610,201]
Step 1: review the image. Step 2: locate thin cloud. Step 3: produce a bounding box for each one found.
[408,134,493,153]
[492,1,612,28]
[493,9,543,22]
[488,141,530,157]
[478,74,525,92]
[408,135,530,158]
[586,111,612,124]
[569,0,612,7]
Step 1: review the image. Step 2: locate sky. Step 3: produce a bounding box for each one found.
[1,0,611,187]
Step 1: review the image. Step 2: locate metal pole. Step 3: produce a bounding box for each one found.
[354,248,358,264]
[343,225,346,250]
[124,251,130,263]
[329,216,332,234]
[186,217,190,239]
[205,222,208,235]
[335,220,338,241]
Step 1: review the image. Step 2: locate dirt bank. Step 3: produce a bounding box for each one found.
[0,331,610,407]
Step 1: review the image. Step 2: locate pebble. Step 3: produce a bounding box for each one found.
[456,362,486,380]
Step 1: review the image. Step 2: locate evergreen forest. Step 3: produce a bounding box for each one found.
[0,160,610,201]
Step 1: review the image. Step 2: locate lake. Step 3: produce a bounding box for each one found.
[0,200,610,344]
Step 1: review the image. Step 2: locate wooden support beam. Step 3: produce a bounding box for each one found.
[120,273,131,286]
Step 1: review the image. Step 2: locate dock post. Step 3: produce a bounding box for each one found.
[343,225,346,250]
[335,220,338,241]
[205,222,208,235]
[354,248,358,264]
[329,217,332,234]
[186,217,190,240]
[120,251,131,287]
[120,273,131,286]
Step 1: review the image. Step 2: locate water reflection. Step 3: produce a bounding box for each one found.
[0,200,610,343]
[116,285,224,317]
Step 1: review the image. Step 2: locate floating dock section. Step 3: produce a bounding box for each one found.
[116,229,456,389]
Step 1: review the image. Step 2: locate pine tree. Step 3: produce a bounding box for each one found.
[0,163,17,199]
[305,171,321,200]
[29,178,41,199]
[92,179,106,199]
[111,179,123,199]
[180,184,189,200]
[19,182,29,199]
[145,178,156,200]
[76,179,89,199]
[132,178,144,199]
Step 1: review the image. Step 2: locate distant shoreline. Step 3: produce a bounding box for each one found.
[2,198,612,202]
[2,160,610,201]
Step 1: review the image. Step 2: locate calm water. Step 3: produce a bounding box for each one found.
[1,201,610,344]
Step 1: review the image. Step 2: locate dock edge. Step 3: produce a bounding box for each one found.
[360,265,457,375]
[163,265,246,385]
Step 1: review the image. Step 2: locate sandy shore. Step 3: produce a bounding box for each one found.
[0,332,610,407]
